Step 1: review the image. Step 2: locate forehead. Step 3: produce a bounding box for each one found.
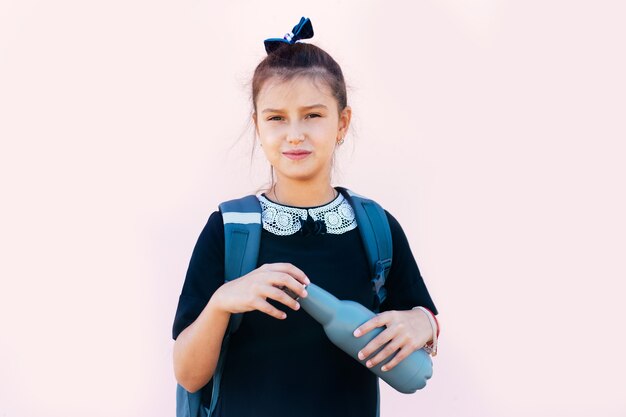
[256,75,335,108]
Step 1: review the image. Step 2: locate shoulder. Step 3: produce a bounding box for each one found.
[205,192,263,241]
[204,210,224,237]
[381,209,414,256]
[191,210,225,254]
[382,209,403,234]
[340,187,404,233]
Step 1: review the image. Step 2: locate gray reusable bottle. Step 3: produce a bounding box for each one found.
[288,282,433,393]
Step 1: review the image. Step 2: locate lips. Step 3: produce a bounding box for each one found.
[283,150,311,160]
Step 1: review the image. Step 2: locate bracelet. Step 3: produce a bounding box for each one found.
[420,306,440,337]
[413,306,438,356]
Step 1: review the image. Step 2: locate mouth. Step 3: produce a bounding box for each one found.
[283,150,312,160]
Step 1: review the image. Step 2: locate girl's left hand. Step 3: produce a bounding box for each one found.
[353,309,433,372]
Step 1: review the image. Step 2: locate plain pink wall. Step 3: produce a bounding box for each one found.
[1,1,625,416]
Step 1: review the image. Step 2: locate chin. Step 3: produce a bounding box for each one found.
[286,173,317,182]
[279,169,319,182]
[274,160,331,182]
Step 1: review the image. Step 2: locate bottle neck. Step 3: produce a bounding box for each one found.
[298,283,340,326]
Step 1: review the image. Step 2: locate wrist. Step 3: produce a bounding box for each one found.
[207,288,231,317]
[412,306,439,356]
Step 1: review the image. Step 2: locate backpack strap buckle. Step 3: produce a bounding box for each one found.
[372,258,391,311]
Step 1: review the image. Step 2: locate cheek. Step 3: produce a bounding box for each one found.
[260,143,279,162]
[258,137,283,164]
[258,126,281,147]
[315,126,340,150]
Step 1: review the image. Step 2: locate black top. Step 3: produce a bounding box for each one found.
[172,192,438,417]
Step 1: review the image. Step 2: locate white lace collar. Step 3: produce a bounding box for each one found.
[257,192,357,236]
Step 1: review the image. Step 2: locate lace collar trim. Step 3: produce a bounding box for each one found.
[257,192,357,236]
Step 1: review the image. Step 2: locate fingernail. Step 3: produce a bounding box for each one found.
[302,290,308,297]
[305,277,311,284]
[353,329,361,337]
[295,302,300,310]
[282,313,287,319]
[366,361,372,368]
[381,366,388,372]
[358,351,364,360]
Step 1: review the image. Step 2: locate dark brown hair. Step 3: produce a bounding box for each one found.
[251,42,348,114]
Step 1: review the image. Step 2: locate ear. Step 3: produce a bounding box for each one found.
[338,106,352,137]
[252,112,259,134]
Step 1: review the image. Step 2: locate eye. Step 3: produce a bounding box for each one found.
[306,113,322,119]
[267,116,283,121]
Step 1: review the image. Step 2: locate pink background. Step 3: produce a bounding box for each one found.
[1,1,625,416]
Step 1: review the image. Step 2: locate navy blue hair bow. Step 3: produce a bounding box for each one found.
[264,16,314,54]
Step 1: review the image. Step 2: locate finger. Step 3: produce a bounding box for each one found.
[380,343,419,372]
[266,262,310,285]
[366,339,404,369]
[269,273,308,299]
[265,286,301,311]
[278,285,307,301]
[353,312,390,338]
[357,327,395,361]
[281,278,309,299]
[254,299,288,320]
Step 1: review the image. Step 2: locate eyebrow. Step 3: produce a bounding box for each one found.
[261,104,328,114]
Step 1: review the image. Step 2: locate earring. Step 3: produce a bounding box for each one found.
[337,136,344,146]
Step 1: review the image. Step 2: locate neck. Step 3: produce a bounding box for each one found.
[268,178,337,208]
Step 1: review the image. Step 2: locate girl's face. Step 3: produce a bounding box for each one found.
[253,75,351,185]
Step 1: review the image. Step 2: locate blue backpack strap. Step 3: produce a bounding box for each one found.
[176,383,207,417]
[336,187,392,313]
[205,195,262,417]
[219,195,263,331]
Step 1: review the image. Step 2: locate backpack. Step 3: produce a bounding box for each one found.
[176,186,393,417]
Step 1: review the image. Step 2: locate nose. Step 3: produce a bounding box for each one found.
[287,131,304,145]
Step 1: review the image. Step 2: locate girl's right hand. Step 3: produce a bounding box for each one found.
[210,263,310,320]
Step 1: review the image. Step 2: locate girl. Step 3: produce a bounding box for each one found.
[172,17,439,417]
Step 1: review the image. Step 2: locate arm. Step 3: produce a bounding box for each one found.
[173,295,231,393]
[174,263,310,392]
[378,210,438,314]
[172,211,229,393]
[353,210,440,371]
[171,210,308,391]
